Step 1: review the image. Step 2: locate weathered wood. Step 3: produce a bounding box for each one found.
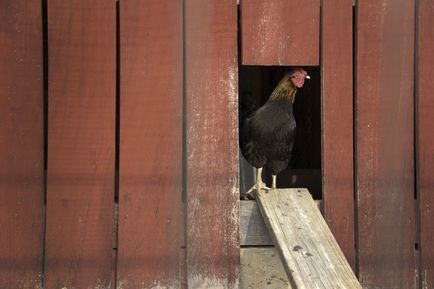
[321,0,355,269]
[180,248,187,289]
[44,1,116,288]
[418,0,434,287]
[356,0,416,288]
[257,189,361,289]
[241,0,320,65]
[117,1,182,287]
[0,0,44,287]
[240,200,322,246]
[240,201,273,246]
[241,248,292,289]
[185,0,239,288]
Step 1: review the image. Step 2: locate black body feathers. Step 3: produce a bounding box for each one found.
[240,74,297,176]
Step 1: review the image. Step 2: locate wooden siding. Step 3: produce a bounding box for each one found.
[44,1,116,288]
[321,0,355,269]
[241,0,320,65]
[117,0,183,287]
[418,0,434,288]
[0,0,44,287]
[1,2,433,288]
[356,0,416,288]
[185,0,240,288]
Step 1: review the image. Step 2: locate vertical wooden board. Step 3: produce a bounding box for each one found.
[321,0,355,269]
[241,0,320,65]
[418,0,434,287]
[185,0,239,288]
[44,1,115,288]
[117,1,182,288]
[0,1,43,287]
[356,0,416,288]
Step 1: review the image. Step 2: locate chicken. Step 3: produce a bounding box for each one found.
[240,67,310,197]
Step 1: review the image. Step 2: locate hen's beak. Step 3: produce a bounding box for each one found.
[305,75,311,79]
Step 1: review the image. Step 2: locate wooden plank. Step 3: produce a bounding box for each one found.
[117,1,182,287]
[241,248,292,289]
[321,0,355,269]
[240,201,273,246]
[356,0,416,288]
[44,1,116,288]
[240,200,322,246]
[241,0,320,65]
[185,1,239,288]
[418,0,434,287]
[0,1,44,287]
[257,189,361,289]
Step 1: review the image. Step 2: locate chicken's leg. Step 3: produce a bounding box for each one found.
[272,175,277,189]
[245,167,270,199]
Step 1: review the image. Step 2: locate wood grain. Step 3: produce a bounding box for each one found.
[418,0,434,287]
[241,0,320,65]
[240,201,273,246]
[44,1,116,288]
[257,189,361,289]
[356,0,416,288]
[0,0,44,287]
[117,1,183,287]
[321,0,355,269]
[185,1,239,288]
[240,200,322,246]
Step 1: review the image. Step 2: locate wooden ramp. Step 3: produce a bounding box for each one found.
[256,188,362,289]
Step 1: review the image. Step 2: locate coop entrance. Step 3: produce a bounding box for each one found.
[238,65,322,200]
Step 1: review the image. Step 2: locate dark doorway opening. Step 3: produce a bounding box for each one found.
[238,65,322,200]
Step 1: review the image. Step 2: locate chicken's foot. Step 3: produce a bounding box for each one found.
[244,167,270,199]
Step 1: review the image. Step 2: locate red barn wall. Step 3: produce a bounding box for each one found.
[0,0,433,288]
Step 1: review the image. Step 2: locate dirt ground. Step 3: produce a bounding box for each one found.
[240,247,292,289]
